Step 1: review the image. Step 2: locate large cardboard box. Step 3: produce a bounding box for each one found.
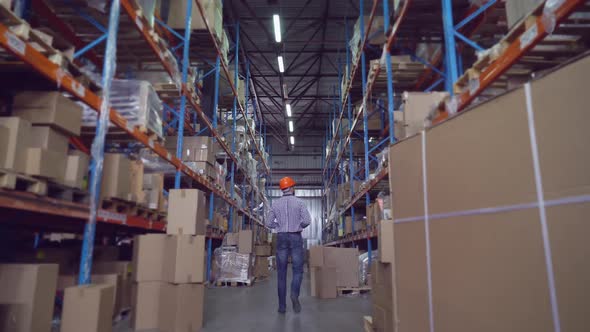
[12,91,83,136]
[323,247,359,287]
[386,55,590,331]
[0,117,30,173]
[92,261,132,309]
[167,189,207,235]
[0,264,58,332]
[254,244,271,257]
[163,235,206,284]
[60,284,115,332]
[166,0,222,37]
[132,234,165,282]
[223,232,238,246]
[131,281,164,331]
[91,273,123,316]
[310,267,317,297]
[25,148,67,181]
[159,283,204,332]
[379,220,395,264]
[64,151,89,189]
[371,262,395,332]
[309,246,324,267]
[29,126,69,154]
[314,267,337,299]
[253,257,269,278]
[166,136,215,164]
[344,216,353,234]
[238,230,253,254]
[401,91,448,139]
[101,153,132,201]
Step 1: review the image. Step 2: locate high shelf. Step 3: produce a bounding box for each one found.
[322,0,589,248]
[0,0,270,283]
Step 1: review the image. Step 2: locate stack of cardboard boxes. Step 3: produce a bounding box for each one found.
[0,91,88,189]
[253,243,272,279]
[165,136,223,183]
[309,246,360,299]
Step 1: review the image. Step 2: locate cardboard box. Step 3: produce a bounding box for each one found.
[60,284,115,332]
[224,232,238,246]
[101,153,132,201]
[129,159,144,203]
[12,91,83,136]
[314,267,337,299]
[238,230,253,254]
[166,0,222,37]
[25,148,66,181]
[17,247,79,275]
[131,281,163,331]
[401,91,448,138]
[64,151,89,189]
[323,247,360,287]
[379,220,395,264]
[309,246,324,267]
[253,257,269,278]
[0,264,58,332]
[165,136,215,164]
[385,55,590,331]
[91,273,123,316]
[132,234,165,282]
[254,244,272,257]
[344,216,353,234]
[167,189,207,235]
[163,235,206,284]
[310,267,317,297]
[0,117,30,173]
[29,126,69,154]
[159,283,204,332]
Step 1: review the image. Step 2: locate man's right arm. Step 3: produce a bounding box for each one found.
[265,205,278,229]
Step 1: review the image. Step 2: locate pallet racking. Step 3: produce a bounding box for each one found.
[322,0,589,251]
[0,0,270,283]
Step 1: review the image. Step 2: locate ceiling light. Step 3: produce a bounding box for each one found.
[290,136,295,145]
[277,56,285,73]
[288,120,294,132]
[286,104,292,117]
[273,14,281,43]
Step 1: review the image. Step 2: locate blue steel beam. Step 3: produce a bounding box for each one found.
[174,0,193,188]
[228,21,240,232]
[442,0,459,93]
[78,0,120,285]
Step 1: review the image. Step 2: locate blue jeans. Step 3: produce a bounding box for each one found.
[276,232,304,310]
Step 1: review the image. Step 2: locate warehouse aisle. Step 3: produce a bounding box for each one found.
[202,270,370,332]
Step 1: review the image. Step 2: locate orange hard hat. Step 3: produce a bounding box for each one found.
[279,177,296,190]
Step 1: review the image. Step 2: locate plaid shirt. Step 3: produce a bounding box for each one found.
[265,193,311,233]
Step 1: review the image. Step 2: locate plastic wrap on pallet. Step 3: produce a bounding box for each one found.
[82,79,164,138]
[359,251,379,286]
[214,247,252,282]
[137,0,156,27]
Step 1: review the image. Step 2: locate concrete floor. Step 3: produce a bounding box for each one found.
[115,269,371,332]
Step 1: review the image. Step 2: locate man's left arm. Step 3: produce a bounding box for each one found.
[299,200,311,229]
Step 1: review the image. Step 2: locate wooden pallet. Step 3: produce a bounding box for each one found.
[0,168,47,195]
[216,278,255,287]
[337,286,371,296]
[101,197,137,215]
[363,316,373,332]
[45,181,89,204]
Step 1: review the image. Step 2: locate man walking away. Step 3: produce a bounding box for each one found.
[265,176,311,314]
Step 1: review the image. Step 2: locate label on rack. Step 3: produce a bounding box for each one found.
[148,139,154,149]
[520,23,538,50]
[468,78,480,95]
[71,81,85,98]
[5,31,25,55]
[167,152,172,160]
[98,209,127,223]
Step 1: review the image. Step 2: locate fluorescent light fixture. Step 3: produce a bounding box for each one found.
[288,120,294,132]
[277,56,285,73]
[273,14,281,43]
[286,104,292,117]
[290,136,295,145]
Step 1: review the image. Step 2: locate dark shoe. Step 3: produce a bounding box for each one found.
[291,297,301,313]
[278,308,286,314]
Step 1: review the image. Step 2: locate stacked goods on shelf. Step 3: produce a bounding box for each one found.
[5,92,85,186]
[167,189,208,235]
[166,0,223,40]
[349,15,385,63]
[253,243,272,279]
[214,230,255,283]
[131,233,206,331]
[336,181,361,207]
[353,100,383,131]
[101,153,132,202]
[220,69,246,105]
[81,80,164,140]
[384,55,590,330]
[399,91,449,139]
[165,136,224,183]
[309,246,360,299]
[142,173,166,212]
[0,263,58,332]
